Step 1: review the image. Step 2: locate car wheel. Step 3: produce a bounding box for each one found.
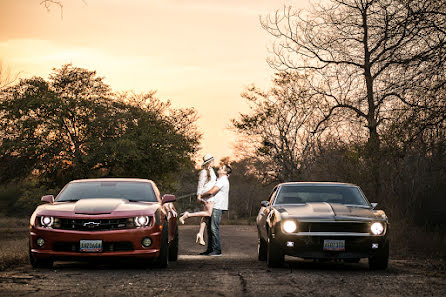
[368,241,389,270]
[29,247,53,269]
[168,224,179,262]
[154,222,169,268]
[258,237,267,261]
[266,235,284,268]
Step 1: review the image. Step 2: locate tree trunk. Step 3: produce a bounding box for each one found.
[363,8,381,198]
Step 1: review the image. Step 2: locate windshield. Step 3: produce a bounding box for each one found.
[274,185,369,206]
[56,181,158,202]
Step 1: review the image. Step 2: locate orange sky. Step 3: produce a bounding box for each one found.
[0,0,310,162]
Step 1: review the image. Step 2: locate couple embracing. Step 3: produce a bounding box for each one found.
[179,154,232,256]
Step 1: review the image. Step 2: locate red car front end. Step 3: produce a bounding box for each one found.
[30,212,164,259]
[29,179,178,268]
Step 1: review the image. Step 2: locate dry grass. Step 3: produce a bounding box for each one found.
[389,220,446,259]
[0,217,29,270]
[0,238,28,270]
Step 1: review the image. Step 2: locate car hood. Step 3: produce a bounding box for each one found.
[35,198,160,217]
[275,202,386,221]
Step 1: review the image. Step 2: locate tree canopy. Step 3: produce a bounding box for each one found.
[0,64,200,189]
[233,72,323,182]
[261,0,446,153]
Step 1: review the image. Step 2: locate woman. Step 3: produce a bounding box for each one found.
[179,153,216,245]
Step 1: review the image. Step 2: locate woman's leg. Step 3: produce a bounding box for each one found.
[198,217,206,237]
[197,203,213,245]
[185,201,214,218]
[199,202,214,236]
[195,217,207,245]
[197,201,213,234]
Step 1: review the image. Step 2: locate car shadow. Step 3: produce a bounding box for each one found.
[49,259,168,270]
[279,257,398,274]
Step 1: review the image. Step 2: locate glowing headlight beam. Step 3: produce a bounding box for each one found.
[370,222,385,235]
[40,216,54,228]
[135,216,150,227]
[283,220,297,233]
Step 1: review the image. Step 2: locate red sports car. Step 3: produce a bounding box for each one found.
[29,178,178,268]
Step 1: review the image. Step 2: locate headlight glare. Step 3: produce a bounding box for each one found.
[371,222,385,235]
[283,220,297,233]
[40,216,54,228]
[135,216,150,227]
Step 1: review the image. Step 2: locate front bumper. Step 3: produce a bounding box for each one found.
[30,225,163,260]
[274,232,389,259]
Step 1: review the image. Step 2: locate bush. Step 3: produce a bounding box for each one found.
[0,180,59,217]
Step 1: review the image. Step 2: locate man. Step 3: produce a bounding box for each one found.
[200,164,231,256]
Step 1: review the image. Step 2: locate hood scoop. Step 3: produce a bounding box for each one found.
[330,203,375,219]
[278,202,376,221]
[309,202,335,214]
[74,198,126,214]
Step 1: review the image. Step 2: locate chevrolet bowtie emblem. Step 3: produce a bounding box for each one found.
[83,222,100,228]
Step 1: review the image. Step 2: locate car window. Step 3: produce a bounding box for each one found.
[268,187,279,205]
[274,185,369,206]
[56,181,158,202]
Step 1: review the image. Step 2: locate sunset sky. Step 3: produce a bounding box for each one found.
[0,0,309,162]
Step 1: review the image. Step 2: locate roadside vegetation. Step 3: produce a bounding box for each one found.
[0,217,28,271]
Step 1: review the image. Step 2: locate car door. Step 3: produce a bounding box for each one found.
[257,186,279,240]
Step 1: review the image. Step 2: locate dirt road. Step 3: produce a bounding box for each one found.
[0,225,445,296]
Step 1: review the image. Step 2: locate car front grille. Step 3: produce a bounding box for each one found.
[299,222,370,233]
[53,241,134,252]
[56,218,135,231]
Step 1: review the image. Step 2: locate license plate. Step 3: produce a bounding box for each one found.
[80,240,103,252]
[323,240,345,251]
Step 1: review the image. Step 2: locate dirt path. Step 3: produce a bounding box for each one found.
[0,225,445,296]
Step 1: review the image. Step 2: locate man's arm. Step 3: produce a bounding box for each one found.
[201,185,220,198]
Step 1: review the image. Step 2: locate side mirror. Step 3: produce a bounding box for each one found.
[261,200,270,207]
[162,194,176,204]
[371,203,378,209]
[41,195,54,204]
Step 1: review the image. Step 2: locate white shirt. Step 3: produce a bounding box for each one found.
[213,175,229,210]
[197,168,216,195]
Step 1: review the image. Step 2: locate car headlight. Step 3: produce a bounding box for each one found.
[135,216,150,227]
[370,222,385,235]
[40,216,54,228]
[283,220,297,233]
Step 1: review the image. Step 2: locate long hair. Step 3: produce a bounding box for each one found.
[202,163,212,183]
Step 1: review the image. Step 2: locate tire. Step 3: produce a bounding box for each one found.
[154,222,169,268]
[266,234,284,268]
[168,225,179,262]
[29,247,53,269]
[368,241,389,270]
[258,237,267,261]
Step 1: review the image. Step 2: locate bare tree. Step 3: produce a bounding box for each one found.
[232,72,324,182]
[261,0,446,155]
[40,0,63,10]
[0,61,19,91]
[40,0,87,18]
[260,0,446,194]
